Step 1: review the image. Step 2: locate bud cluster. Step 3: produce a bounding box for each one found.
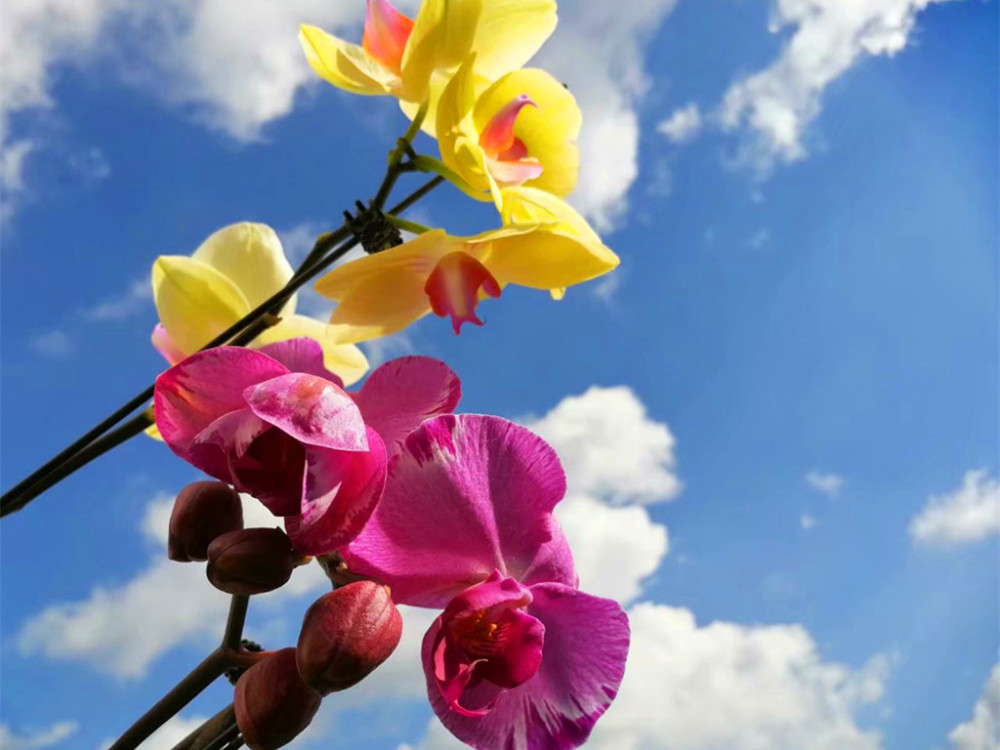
[167,481,403,749]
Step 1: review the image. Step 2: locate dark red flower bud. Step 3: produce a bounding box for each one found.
[296,581,403,694]
[206,528,296,595]
[235,647,321,750]
[168,481,243,562]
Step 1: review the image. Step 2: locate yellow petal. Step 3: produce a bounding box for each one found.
[328,266,434,344]
[145,422,164,441]
[436,58,487,186]
[152,256,251,356]
[473,68,582,198]
[400,0,484,104]
[550,287,566,300]
[253,314,370,386]
[467,0,557,81]
[314,230,459,301]
[483,191,619,289]
[191,223,296,316]
[300,24,399,96]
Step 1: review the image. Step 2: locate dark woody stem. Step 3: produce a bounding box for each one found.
[107,596,250,750]
[0,175,445,517]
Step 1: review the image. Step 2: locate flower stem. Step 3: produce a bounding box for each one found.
[0,177,444,517]
[108,597,250,750]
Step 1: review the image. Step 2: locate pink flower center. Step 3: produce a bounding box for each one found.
[231,428,305,517]
[434,602,545,717]
[361,0,414,75]
[424,252,501,334]
[479,95,545,187]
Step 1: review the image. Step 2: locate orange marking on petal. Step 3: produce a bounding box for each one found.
[424,252,501,334]
[479,95,536,156]
[362,0,414,75]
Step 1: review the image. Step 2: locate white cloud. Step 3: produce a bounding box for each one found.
[806,471,845,498]
[720,0,957,171]
[405,604,893,750]
[801,514,818,530]
[0,721,79,750]
[28,330,74,359]
[659,103,702,144]
[81,279,152,322]
[909,470,1000,548]
[527,386,681,505]
[534,0,681,230]
[523,386,679,605]
[17,491,326,678]
[946,664,1000,750]
[96,714,209,750]
[587,604,892,750]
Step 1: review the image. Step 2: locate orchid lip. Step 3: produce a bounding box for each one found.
[362,0,414,74]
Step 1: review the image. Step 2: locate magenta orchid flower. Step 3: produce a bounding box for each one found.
[154,338,460,555]
[345,415,629,750]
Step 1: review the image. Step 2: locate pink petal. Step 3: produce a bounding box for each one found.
[423,583,630,750]
[228,428,308,517]
[257,338,345,387]
[151,323,186,366]
[353,356,461,454]
[243,372,368,452]
[285,427,388,555]
[486,156,545,187]
[187,408,272,485]
[154,347,289,459]
[345,415,575,607]
[361,0,413,73]
[424,252,502,335]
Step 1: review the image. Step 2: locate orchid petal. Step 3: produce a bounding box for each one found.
[424,583,629,750]
[191,223,296,315]
[400,0,483,104]
[345,415,574,607]
[254,316,369,386]
[473,69,581,199]
[154,347,289,458]
[286,428,388,554]
[243,373,368,452]
[187,409,274,491]
[362,0,414,75]
[152,256,251,357]
[466,0,557,83]
[151,323,186,366]
[255,337,344,385]
[300,24,399,96]
[353,356,461,453]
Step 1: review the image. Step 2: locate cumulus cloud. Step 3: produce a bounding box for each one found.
[524,385,679,604]
[806,471,845,498]
[659,103,702,144]
[909,470,1000,548]
[946,664,1000,750]
[534,0,680,230]
[17,492,327,678]
[720,0,957,171]
[405,604,893,750]
[0,721,79,750]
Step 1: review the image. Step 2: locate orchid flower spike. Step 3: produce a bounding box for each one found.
[345,414,630,750]
[154,337,460,554]
[151,222,368,385]
[436,56,581,209]
[299,0,557,135]
[313,191,618,343]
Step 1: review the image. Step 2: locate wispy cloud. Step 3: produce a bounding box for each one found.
[28,329,74,359]
[0,721,79,750]
[805,471,846,498]
[81,279,151,322]
[658,103,702,144]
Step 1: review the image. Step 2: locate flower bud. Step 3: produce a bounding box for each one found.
[206,528,296,595]
[168,481,243,562]
[296,581,402,694]
[235,647,321,750]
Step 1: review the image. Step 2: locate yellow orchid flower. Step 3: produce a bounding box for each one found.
[151,222,369,385]
[435,55,581,208]
[313,189,617,343]
[299,0,557,134]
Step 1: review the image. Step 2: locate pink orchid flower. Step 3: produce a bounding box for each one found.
[345,415,629,750]
[154,338,460,555]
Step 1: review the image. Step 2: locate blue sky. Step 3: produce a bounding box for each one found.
[1,1,997,749]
